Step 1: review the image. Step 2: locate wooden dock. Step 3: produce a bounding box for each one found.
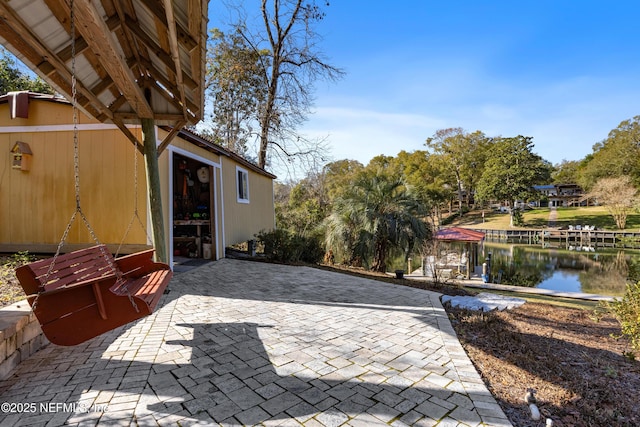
[473,228,640,249]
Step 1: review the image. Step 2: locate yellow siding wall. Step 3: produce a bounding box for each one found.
[0,100,276,256]
[0,101,148,250]
[221,157,275,246]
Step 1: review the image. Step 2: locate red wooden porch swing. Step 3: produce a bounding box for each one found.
[14,1,171,346]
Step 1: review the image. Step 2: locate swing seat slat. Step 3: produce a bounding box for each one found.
[15,245,172,346]
[111,269,171,312]
[22,248,115,292]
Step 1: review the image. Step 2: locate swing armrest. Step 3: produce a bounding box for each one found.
[115,249,169,278]
[15,264,43,296]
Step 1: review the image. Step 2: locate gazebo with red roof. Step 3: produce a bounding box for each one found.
[434,227,485,279]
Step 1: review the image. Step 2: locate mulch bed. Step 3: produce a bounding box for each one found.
[0,255,31,307]
[448,303,639,427]
[319,264,639,427]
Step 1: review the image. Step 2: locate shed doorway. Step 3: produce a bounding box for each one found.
[172,152,216,263]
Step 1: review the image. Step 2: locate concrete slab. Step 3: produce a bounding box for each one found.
[0,259,511,426]
[442,293,526,311]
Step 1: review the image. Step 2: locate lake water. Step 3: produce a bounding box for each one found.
[479,242,639,296]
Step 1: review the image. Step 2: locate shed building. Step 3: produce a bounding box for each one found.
[0,92,276,267]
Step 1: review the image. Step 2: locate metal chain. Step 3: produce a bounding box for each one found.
[133,139,139,213]
[111,142,144,313]
[71,0,81,213]
[38,0,81,296]
[36,0,127,310]
[127,289,140,313]
[68,3,117,276]
[115,142,152,258]
[34,0,79,307]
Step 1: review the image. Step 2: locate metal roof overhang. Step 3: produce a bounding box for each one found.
[0,0,208,146]
[435,227,485,243]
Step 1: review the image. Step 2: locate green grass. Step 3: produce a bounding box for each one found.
[553,206,640,230]
[521,208,551,227]
[449,206,640,231]
[445,210,512,229]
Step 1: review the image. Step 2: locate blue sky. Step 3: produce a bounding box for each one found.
[211,1,640,167]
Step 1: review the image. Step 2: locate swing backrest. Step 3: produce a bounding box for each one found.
[16,245,117,296]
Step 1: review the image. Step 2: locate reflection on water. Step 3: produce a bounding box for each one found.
[482,242,640,296]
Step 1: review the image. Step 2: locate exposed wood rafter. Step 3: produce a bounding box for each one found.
[157,120,186,155]
[138,0,198,51]
[72,0,154,119]
[0,2,114,122]
[0,0,207,131]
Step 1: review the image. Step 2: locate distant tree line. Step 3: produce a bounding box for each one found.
[0,48,53,95]
[268,115,640,270]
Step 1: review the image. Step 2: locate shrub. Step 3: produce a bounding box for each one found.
[607,282,640,357]
[5,251,35,267]
[441,209,467,226]
[512,208,524,226]
[255,229,323,264]
[256,229,291,262]
[1,251,35,306]
[291,233,324,264]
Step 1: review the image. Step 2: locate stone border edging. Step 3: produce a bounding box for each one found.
[0,300,48,380]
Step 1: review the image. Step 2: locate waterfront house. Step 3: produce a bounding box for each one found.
[532,183,588,207]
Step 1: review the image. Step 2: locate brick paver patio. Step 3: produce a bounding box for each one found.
[0,259,511,426]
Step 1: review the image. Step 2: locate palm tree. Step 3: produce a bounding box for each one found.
[324,198,366,267]
[325,170,430,272]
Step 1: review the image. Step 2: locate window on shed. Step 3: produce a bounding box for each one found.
[237,166,249,203]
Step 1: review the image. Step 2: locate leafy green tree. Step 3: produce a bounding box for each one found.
[273,181,294,229]
[281,179,326,234]
[577,116,640,189]
[325,170,430,272]
[552,159,581,184]
[366,155,401,176]
[0,49,53,95]
[322,159,364,202]
[476,136,552,226]
[324,195,367,267]
[426,128,492,214]
[394,150,453,227]
[271,173,328,263]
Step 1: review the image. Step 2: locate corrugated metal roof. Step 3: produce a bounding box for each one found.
[0,0,207,139]
[435,227,485,242]
[170,127,279,180]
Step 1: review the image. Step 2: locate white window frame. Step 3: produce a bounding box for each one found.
[236,166,250,203]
